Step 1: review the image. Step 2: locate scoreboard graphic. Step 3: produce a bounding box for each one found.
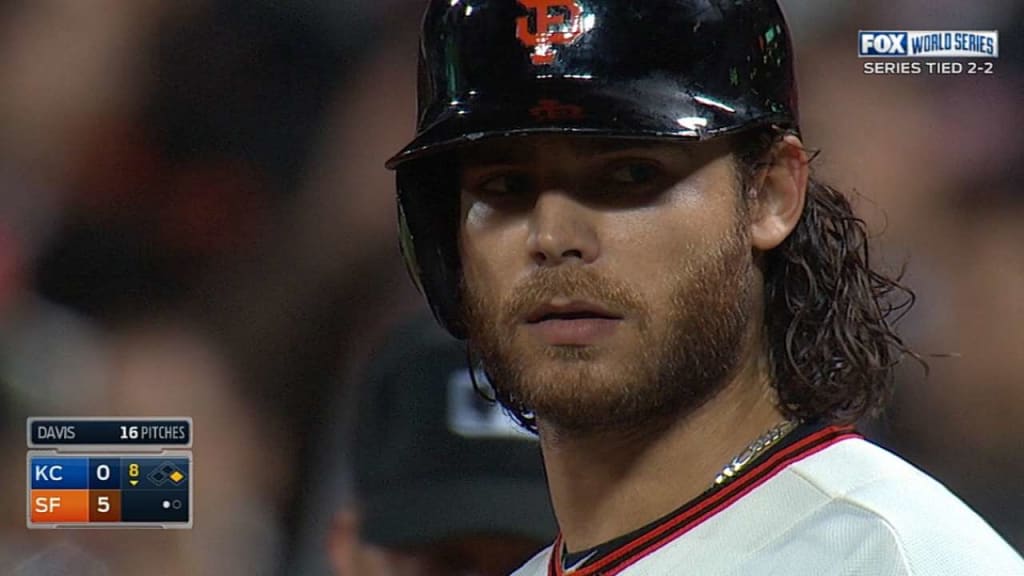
[27,417,193,529]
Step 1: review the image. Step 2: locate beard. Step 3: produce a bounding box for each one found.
[463,219,755,436]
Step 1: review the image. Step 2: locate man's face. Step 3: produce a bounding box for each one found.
[458,135,757,434]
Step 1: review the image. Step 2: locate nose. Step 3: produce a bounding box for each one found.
[527,189,599,267]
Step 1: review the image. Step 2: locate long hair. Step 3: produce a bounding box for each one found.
[737,128,920,424]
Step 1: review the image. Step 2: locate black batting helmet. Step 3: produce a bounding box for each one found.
[387,0,800,338]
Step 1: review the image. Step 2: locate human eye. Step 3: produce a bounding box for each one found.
[578,156,675,206]
[468,171,535,201]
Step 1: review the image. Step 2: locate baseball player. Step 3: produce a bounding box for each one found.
[385,1,1024,574]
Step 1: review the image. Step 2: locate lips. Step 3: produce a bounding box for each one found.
[525,300,622,324]
[522,300,624,346]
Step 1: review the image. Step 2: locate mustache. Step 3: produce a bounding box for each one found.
[502,267,645,324]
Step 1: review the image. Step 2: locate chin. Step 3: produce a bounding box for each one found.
[513,352,643,406]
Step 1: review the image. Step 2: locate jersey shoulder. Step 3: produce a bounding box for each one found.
[784,438,1024,575]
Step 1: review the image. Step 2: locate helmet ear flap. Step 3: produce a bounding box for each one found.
[396,161,468,339]
[397,200,426,296]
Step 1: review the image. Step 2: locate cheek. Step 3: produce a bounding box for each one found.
[460,206,525,300]
[599,200,710,288]
[601,164,739,302]
[463,193,502,228]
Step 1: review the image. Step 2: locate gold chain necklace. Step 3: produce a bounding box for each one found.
[713,420,800,486]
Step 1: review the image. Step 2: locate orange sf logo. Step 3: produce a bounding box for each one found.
[516,1,585,65]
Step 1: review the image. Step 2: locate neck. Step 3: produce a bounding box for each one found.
[538,357,785,553]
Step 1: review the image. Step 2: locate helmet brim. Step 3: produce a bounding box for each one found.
[386,81,792,169]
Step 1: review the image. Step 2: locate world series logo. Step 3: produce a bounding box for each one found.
[859,30,998,76]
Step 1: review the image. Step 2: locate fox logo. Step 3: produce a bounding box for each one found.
[516,1,586,65]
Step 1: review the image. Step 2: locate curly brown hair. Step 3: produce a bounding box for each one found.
[737,128,920,424]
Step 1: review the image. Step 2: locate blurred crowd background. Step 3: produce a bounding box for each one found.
[0,0,1020,574]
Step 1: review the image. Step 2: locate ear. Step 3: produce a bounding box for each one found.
[747,134,809,251]
[327,507,361,576]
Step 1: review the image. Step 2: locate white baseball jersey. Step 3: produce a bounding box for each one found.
[512,424,1024,576]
